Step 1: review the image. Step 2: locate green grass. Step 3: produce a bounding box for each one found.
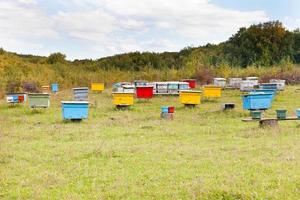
[1,86,300,199]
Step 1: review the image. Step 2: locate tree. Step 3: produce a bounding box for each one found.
[47,53,66,64]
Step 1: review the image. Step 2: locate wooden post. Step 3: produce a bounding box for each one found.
[259,119,278,128]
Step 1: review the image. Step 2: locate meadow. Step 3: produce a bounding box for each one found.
[0,86,300,199]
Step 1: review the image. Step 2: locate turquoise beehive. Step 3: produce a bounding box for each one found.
[51,83,59,93]
[243,93,273,110]
[61,101,89,120]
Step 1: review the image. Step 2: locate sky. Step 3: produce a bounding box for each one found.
[0,0,299,60]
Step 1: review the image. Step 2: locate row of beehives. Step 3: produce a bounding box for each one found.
[213,77,286,91]
[5,87,90,121]
[113,79,196,95]
[112,85,222,109]
[6,83,59,104]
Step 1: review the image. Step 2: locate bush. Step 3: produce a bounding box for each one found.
[6,81,22,93]
[22,82,40,93]
[47,53,66,64]
[195,65,214,85]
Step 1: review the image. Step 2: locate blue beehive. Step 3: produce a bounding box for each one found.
[250,89,276,100]
[51,83,59,93]
[260,83,278,90]
[161,106,169,113]
[243,93,273,110]
[61,101,89,120]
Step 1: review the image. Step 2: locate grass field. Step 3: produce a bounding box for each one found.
[1,86,300,199]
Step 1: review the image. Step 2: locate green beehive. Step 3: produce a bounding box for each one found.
[276,109,287,119]
[28,93,50,108]
[251,110,262,120]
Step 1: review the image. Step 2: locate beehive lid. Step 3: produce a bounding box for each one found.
[246,77,258,80]
[73,87,89,90]
[244,92,273,96]
[28,93,50,96]
[61,101,89,104]
[214,78,226,81]
[123,85,135,88]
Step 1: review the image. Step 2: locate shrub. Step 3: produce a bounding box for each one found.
[22,82,40,93]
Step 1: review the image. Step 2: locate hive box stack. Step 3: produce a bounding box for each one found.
[134,80,148,87]
[270,79,286,91]
[136,86,154,99]
[155,82,168,94]
[179,82,190,91]
[168,82,180,95]
[240,80,255,91]
[152,81,190,95]
[203,85,222,98]
[61,101,89,121]
[182,79,196,89]
[160,106,175,120]
[179,90,201,107]
[73,87,89,101]
[42,86,50,94]
[91,83,104,93]
[228,78,242,89]
[246,77,259,85]
[213,78,226,88]
[241,77,259,92]
[123,85,135,93]
[28,93,50,108]
[112,92,134,109]
[6,93,27,104]
[51,83,59,93]
[242,93,273,110]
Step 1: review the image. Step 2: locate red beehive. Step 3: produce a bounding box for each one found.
[136,86,154,99]
[182,79,196,89]
[18,95,25,103]
[168,106,175,113]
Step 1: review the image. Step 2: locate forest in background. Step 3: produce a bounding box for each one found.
[1,21,300,97]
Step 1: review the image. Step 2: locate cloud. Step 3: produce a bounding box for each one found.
[53,9,116,42]
[0,0,270,59]
[0,0,57,55]
[0,1,57,39]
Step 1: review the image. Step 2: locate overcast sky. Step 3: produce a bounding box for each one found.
[0,0,299,60]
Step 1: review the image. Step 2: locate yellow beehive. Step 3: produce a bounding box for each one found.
[41,86,50,94]
[203,85,222,98]
[180,90,201,105]
[91,83,105,92]
[112,92,134,106]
